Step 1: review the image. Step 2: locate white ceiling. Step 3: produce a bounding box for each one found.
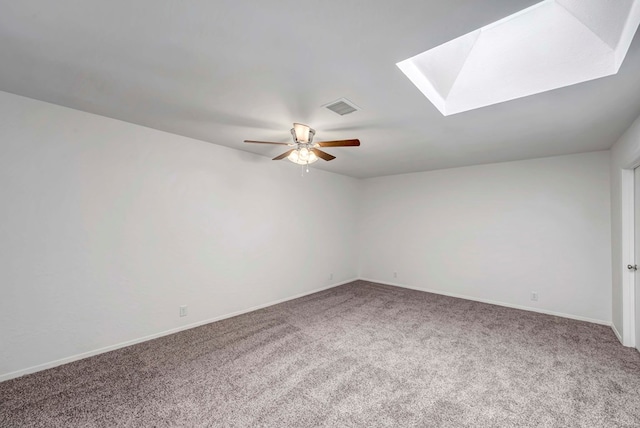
[1,0,639,178]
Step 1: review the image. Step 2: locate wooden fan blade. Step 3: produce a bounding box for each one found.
[244,140,290,145]
[312,148,336,161]
[273,149,294,160]
[317,139,360,147]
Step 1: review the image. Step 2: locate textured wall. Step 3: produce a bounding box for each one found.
[0,91,360,379]
[359,152,612,324]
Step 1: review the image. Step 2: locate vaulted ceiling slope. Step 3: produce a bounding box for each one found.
[1,0,640,178]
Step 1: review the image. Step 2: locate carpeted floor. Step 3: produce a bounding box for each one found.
[1,280,640,427]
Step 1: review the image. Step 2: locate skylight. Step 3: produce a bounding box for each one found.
[397,0,640,116]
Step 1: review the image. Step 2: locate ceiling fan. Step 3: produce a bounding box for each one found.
[244,123,360,168]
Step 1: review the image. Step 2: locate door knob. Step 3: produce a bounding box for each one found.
[628,264,637,271]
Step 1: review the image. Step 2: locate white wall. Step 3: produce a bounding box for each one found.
[0,87,624,381]
[359,152,612,324]
[0,91,360,380]
[610,114,640,344]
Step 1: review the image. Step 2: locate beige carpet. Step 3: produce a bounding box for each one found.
[1,280,640,427]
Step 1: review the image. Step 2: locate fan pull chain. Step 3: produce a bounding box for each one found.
[300,160,310,176]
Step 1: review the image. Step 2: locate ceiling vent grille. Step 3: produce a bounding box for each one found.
[323,98,360,116]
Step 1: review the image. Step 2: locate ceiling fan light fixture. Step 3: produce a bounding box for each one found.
[291,123,315,143]
[245,122,359,167]
[287,147,318,165]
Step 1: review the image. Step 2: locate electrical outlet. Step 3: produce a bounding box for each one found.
[329,273,333,280]
[393,272,398,278]
[179,305,188,317]
[531,292,538,302]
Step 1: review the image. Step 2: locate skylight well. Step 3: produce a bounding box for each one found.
[397,0,640,116]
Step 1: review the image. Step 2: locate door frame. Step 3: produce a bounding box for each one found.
[621,161,640,348]
[621,168,635,347]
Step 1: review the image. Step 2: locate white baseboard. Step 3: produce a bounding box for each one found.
[611,323,623,344]
[359,277,612,327]
[0,278,358,383]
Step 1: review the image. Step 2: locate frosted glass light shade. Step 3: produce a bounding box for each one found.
[292,123,315,143]
[288,148,318,165]
[397,0,640,115]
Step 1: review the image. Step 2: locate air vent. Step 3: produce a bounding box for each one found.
[323,98,360,116]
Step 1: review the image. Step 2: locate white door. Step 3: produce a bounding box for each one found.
[635,167,640,352]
